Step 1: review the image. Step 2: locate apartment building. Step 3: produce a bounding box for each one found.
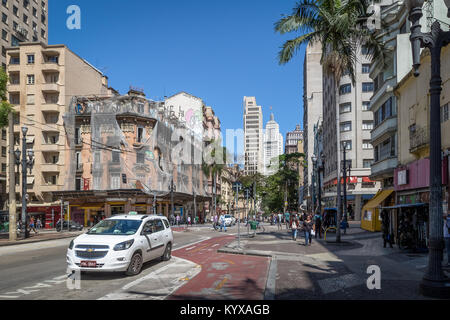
[263,113,283,176]
[5,42,110,224]
[303,41,323,210]
[243,96,263,175]
[321,45,380,220]
[1,0,48,209]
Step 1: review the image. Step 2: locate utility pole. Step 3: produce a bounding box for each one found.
[170,178,175,218]
[8,112,16,241]
[21,127,29,239]
[342,142,348,223]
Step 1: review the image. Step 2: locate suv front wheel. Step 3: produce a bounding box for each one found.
[126,252,143,276]
[161,243,172,261]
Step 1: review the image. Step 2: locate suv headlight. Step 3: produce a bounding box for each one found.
[69,239,74,250]
[113,239,134,251]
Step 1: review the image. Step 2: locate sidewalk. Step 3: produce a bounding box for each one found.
[0,229,85,247]
[219,222,445,299]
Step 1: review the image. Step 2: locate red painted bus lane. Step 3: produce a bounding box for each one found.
[170,236,270,300]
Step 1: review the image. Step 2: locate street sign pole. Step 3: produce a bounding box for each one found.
[236,183,240,249]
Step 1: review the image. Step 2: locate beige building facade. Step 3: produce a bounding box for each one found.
[6,42,110,222]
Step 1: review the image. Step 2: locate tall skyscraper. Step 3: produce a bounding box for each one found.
[243,96,263,175]
[285,125,303,154]
[263,113,283,176]
[303,42,323,210]
[321,44,380,219]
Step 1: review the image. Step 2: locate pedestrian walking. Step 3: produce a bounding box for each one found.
[303,215,313,246]
[219,214,227,232]
[290,214,299,241]
[29,217,38,234]
[176,215,180,226]
[444,213,450,267]
[313,211,322,239]
[36,218,42,230]
[381,209,393,248]
[277,212,283,230]
[187,216,191,226]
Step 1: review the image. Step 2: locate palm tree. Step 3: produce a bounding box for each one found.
[202,145,230,218]
[275,0,384,242]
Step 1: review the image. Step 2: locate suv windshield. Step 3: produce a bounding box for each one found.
[87,220,142,235]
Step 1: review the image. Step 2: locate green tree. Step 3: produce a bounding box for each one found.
[0,69,14,128]
[275,0,383,241]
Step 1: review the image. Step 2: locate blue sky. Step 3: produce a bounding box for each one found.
[49,0,306,144]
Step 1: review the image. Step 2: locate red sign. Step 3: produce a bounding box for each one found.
[83,178,90,191]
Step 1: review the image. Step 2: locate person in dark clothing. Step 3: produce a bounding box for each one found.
[303,215,314,246]
[313,211,322,239]
[381,209,393,248]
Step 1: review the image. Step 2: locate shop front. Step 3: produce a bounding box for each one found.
[361,190,394,232]
[27,205,62,229]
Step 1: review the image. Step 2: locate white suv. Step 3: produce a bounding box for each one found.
[66,214,173,276]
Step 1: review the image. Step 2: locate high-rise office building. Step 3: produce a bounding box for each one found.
[243,96,263,175]
[263,113,283,176]
[303,42,323,210]
[321,44,380,220]
[1,0,48,209]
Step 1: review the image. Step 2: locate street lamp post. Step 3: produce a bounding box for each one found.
[317,155,324,217]
[15,127,34,239]
[342,142,348,223]
[407,0,450,298]
[312,155,318,214]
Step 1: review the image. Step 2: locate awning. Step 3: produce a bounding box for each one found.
[381,203,427,209]
[362,190,394,211]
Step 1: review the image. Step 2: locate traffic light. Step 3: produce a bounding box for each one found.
[249,184,254,199]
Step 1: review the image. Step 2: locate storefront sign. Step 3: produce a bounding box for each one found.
[398,170,408,186]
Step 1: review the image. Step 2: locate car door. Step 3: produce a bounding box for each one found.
[140,220,162,262]
[151,219,166,258]
[161,219,172,243]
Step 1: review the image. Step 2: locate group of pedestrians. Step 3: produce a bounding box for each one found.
[16,217,41,235]
[286,212,322,246]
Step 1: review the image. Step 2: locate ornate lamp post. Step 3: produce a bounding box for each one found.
[407,0,450,298]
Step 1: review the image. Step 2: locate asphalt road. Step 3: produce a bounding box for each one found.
[0,224,242,300]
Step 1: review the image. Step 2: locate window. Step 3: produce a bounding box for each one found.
[441,103,449,123]
[110,174,121,189]
[75,178,82,191]
[74,127,80,144]
[362,121,374,130]
[13,5,18,16]
[32,7,37,17]
[137,103,144,114]
[51,155,58,164]
[340,103,351,114]
[362,64,370,73]
[342,140,352,150]
[2,146,6,157]
[112,150,120,163]
[41,28,45,38]
[23,14,28,25]
[46,55,58,63]
[27,74,35,85]
[137,152,145,164]
[27,54,35,64]
[1,163,6,173]
[363,159,373,168]
[2,129,6,140]
[362,140,373,149]
[11,35,20,47]
[76,152,81,170]
[340,84,352,95]
[361,45,370,55]
[362,82,374,92]
[137,127,144,143]
[1,30,7,41]
[2,13,7,24]
[10,56,20,65]
[23,0,30,9]
[2,0,7,8]
[10,93,19,105]
[362,101,370,111]
[340,121,352,132]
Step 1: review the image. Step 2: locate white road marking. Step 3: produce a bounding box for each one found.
[173,237,211,251]
[98,256,201,300]
[0,274,69,299]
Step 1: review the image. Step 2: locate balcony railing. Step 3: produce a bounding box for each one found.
[410,127,429,153]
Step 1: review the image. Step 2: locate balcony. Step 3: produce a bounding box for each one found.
[41,163,61,172]
[39,185,61,193]
[42,83,60,94]
[41,105,61,113]
[42,124,60,133]
[371,157,398,180]
[371,117,397,144]
[41,63,60,73]
[41,144,60,152]
[410,127,429,154]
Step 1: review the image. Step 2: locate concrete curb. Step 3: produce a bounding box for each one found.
[218,247,272,258]
[0,232,83,247]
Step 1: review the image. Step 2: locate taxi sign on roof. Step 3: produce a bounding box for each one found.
[128,211,138,215]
